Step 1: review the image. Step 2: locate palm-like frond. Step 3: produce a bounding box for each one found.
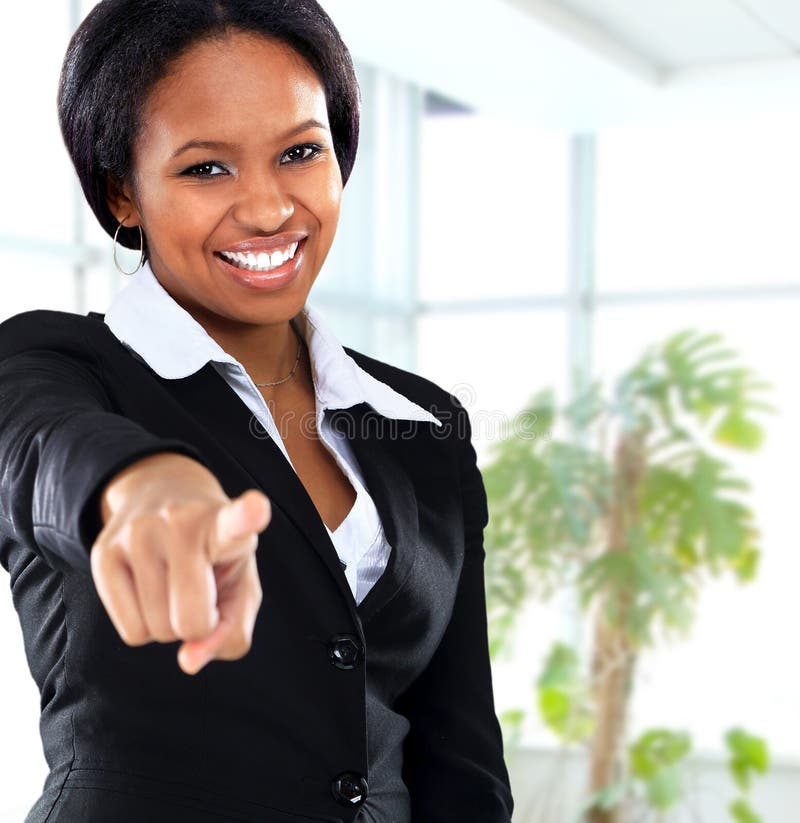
[484,328,771,652]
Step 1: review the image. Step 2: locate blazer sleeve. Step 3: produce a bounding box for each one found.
[0,310,210,575]
[396,398,514,821]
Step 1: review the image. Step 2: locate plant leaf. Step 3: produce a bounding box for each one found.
[536,643,594,744]
[714,409,764,450]
[630,729,692,779]
[581,781,628,814]
[645,766,683,810]
[729,798,765,823]
[726,728,770,791]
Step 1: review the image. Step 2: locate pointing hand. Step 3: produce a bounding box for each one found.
[90,453,271,675]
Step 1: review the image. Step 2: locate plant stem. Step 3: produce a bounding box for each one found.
[586,429,646,823]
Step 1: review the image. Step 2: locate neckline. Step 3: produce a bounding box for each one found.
[324,484,361,536]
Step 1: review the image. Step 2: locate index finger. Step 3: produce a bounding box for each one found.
[208,489,271,564]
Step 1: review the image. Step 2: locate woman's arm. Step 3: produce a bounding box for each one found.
[396,398,514,822]
[0,311,209,573]
[0,312,271,674]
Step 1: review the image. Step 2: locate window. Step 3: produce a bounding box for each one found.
[417,110,800,762]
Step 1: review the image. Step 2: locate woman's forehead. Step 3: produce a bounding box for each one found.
[138,32,330,152]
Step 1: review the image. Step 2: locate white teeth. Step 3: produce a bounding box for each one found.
[220,241,302,272]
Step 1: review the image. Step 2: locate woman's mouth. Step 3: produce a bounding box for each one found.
[218,241,300,272]
[214,236,307,292]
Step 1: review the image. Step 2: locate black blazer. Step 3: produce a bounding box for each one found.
[0,309,514,823]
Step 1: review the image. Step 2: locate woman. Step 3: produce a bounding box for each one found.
[0,1,514,821]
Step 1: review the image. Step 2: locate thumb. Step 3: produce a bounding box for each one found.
[208,489,271,563]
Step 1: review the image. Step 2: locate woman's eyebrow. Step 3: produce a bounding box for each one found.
[282,118,328,138]
[171,139,236,159]
[170,119,328,160]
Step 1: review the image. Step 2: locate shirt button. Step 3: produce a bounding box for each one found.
[328,634,364,670]
[331,771,368,807]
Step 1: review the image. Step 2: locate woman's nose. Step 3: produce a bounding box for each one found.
[231,171,294,231]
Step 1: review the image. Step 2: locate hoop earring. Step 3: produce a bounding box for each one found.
[113,221,145,276]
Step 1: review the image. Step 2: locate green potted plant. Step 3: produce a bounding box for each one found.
[483,330,773,822]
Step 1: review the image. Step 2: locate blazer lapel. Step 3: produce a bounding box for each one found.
[330,405,420,625]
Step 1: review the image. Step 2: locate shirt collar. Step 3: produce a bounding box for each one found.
[104,261,441,427]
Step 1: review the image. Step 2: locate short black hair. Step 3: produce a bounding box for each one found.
[58,0,361,250]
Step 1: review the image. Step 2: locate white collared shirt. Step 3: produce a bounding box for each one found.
[103,262,440,605]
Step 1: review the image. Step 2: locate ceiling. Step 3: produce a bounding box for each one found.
[511,0,800,76]
[320,0,800,130]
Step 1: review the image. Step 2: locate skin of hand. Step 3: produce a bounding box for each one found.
[91,452,271,675]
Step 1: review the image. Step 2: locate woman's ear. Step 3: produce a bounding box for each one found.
[106,174,142,227]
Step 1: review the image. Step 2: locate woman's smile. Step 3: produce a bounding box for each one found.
[214,235,308,291]
[217,241,302,273]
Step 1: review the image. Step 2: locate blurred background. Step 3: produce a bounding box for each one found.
[1,1,798,821]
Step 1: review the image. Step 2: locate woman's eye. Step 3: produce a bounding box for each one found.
[281,144,323,164]
[182,161,227,177]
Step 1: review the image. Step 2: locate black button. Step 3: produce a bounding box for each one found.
[327,634,363,670]
[331,771,368,807]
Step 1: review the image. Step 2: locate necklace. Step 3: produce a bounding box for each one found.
[254,322,303,387]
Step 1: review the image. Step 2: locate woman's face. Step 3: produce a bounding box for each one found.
[111,31,343,330]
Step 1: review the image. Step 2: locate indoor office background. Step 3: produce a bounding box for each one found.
[1,1,798,822]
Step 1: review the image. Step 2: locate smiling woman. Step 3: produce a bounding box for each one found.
[0,1,513,823]
[106,32,343,362]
